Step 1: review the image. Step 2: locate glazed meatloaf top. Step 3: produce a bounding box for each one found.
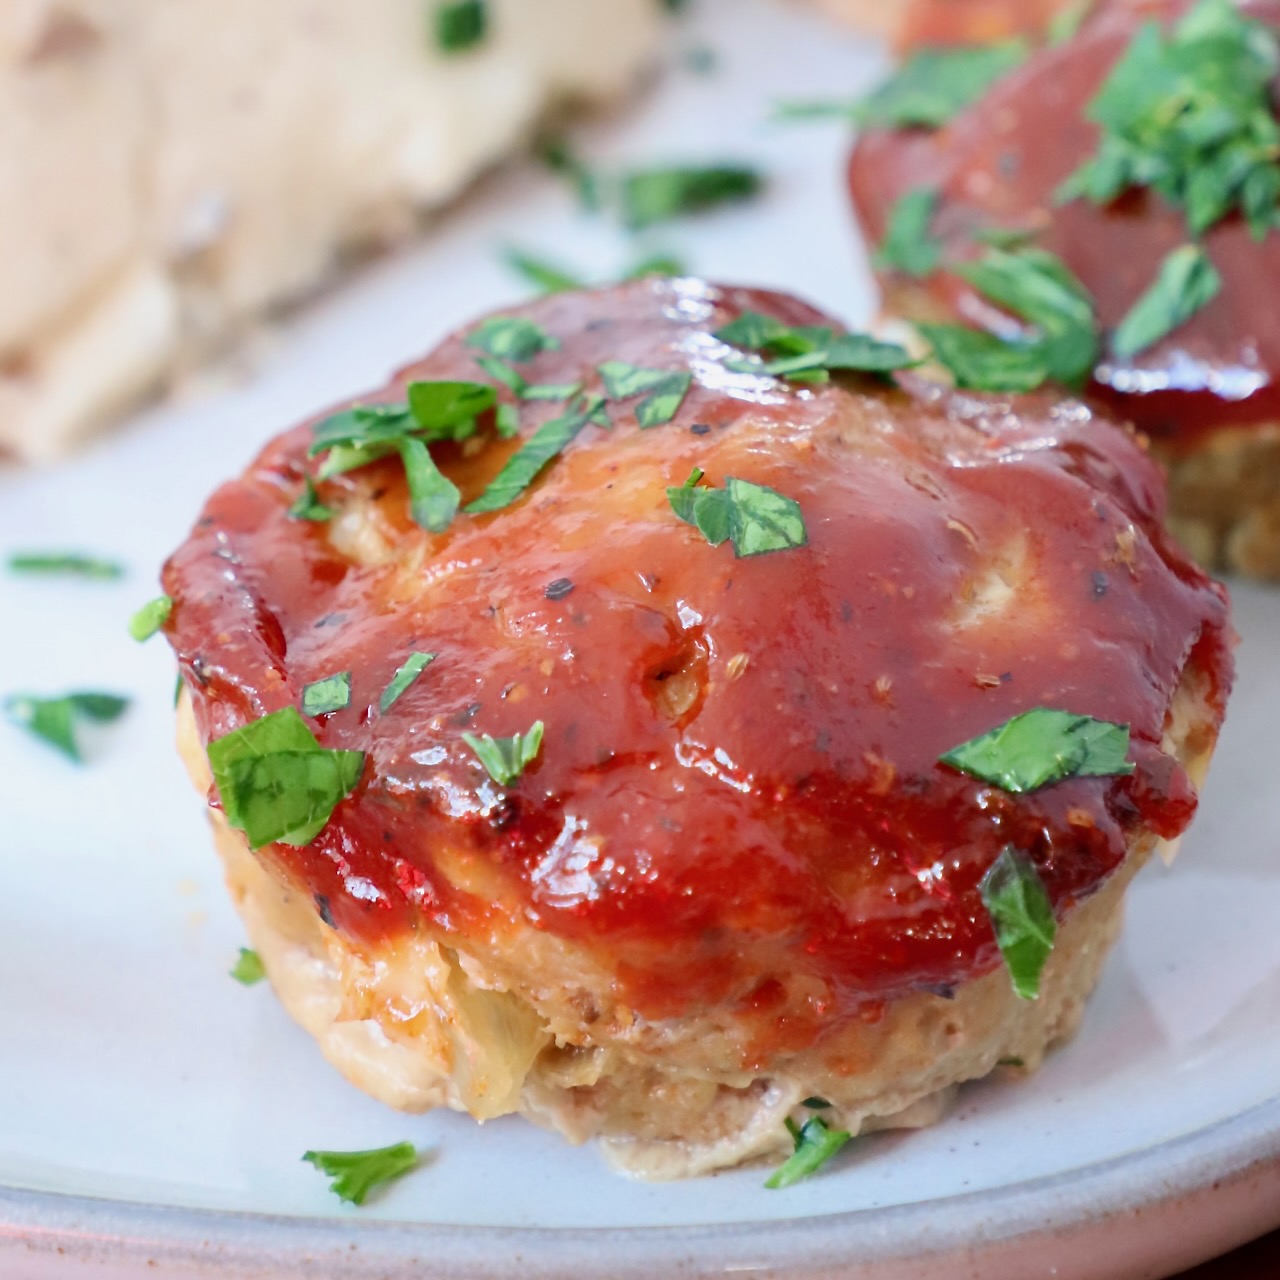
[161,277,1233,1060]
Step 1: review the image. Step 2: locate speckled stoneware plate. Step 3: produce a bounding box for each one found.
[2,3,1279,1277]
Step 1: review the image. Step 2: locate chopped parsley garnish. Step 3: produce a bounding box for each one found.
[463,720,545,786]
[538,136,601,211]
[303,1142,420,1206]
[1112,244,1222,360]
[433,0,486,53]
[980,846,1057,1000]
[715,312,914,382]
[302,673,352,717]
[770,100,863,123]
[939,708,1134,793]
[855,40,1028,130]
[495,403,520,439]
[668,469,807,558]
[7,552,124,580]
[207,707,364,850]
[503,246,587,294]
[400,437,461,533]
[380,652,436,712]
[465,393,607,513]
[288,476,335,523]
[4,691,129,763]
[502,247,688,295]
[765,1116,852,1189]
[920,246,1100,392]
[309,383,497,534]
[1058,0,1280,238]
[876,188,942,278]
[954,247,1099,386]
[598,361,693,426]
[619,164,763,230]
[230,948,266,986]
[129,595,173,642]
[918,324,1054,394]
[466,316,560,363]
[624,252,687,280]
[715,310,798,351]
[475,355,581,403]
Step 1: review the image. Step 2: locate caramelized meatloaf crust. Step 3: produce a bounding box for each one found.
[162,278,1233,1178]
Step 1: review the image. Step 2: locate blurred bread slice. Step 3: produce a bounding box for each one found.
[0,0,662,461]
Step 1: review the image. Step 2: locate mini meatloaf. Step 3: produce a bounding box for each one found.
[849,0,1280,578]
[160,277,1233,1179]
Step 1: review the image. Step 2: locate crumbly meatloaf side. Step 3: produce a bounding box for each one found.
[179,661,1220,1180]
[0,0,661,461]
[1163,426,1280,582]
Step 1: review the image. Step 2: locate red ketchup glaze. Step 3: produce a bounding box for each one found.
[849,0,1280,452]
[162,278,1232,1051]
[895,0,1074,48]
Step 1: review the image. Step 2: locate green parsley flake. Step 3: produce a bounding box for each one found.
[495,403,520,439]
[537,136,601,210]
[855,40,1028,129]
[4,691,129,763]
[598,361,693,426]
[207,707,364,850]
[770,100,863,123]
[303,1142,420,1206]
[466,316,560,363]
[7,552,124,580]
[953,247,1099,387]
[759,333,916,379]
[380,652,437,712]
[876,188,942,278]
[399,437,461,534]
[465,394,607,513]
[302,672,353,718]
[288,477,336,523]
[624,252,688,280]
[765,1116,852,1189]
[619,164,763,230]
[230,948,266,986]
[474,356,581,403]
[939,708,1134,793]
[463,721,545,786]
[406,380,497,432]
[433,0,486,54]
[919,323,1053,393]
[716,312,914,383]
[129,595,173,642]
[979,846,1057,1000]
[1112,244,1223,360]
[1058,0,1280,238]
[309,383,496,534]
[668,470,808,558]
[714,310,797,351]
[503,246,586,294]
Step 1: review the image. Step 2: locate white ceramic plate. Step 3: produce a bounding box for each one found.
[2,3,1279,1277]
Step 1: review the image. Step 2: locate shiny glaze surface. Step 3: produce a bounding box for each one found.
[895,0,1074,48]
[850,0,1280,450]
[162,278,1232,1039]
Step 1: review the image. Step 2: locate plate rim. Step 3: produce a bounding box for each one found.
[5,1093,1279,1277]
